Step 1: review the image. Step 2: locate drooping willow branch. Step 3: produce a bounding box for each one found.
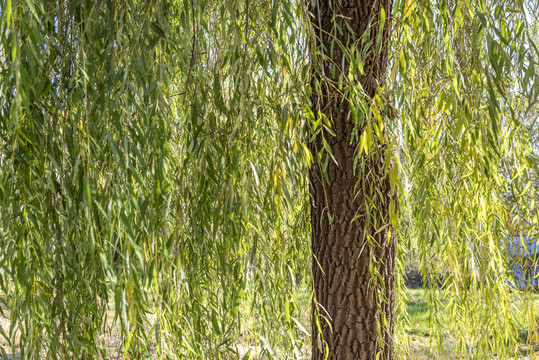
[183,0,197,105]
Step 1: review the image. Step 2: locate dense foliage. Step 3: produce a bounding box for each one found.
[0,0,537,359]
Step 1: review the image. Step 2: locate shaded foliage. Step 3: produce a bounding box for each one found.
[0,0,537,359]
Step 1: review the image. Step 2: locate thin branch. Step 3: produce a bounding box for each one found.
[242,0,250,71]
[183,0,196,105]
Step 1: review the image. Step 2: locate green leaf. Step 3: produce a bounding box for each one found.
[5,0,11,28]
[376,7,386,52]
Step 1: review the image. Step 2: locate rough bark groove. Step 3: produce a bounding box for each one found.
[309,0,395,359]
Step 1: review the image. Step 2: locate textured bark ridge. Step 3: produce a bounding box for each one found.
[309,0,395,359]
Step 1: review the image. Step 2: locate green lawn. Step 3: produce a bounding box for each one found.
[403,288,539,359]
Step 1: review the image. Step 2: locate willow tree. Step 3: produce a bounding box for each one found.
[310,0,539,358]
[0,1,538,360]
[308,0,395,358]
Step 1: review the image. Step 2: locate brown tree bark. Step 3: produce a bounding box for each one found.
[309,0,395,359]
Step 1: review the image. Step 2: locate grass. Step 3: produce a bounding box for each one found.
[406,288,433,336]
[403,288,539,359]
[403,288,458,359]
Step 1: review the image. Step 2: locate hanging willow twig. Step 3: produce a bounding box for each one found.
[183,0,197,105]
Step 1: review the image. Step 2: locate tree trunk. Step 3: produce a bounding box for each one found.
[309,0,395,359]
